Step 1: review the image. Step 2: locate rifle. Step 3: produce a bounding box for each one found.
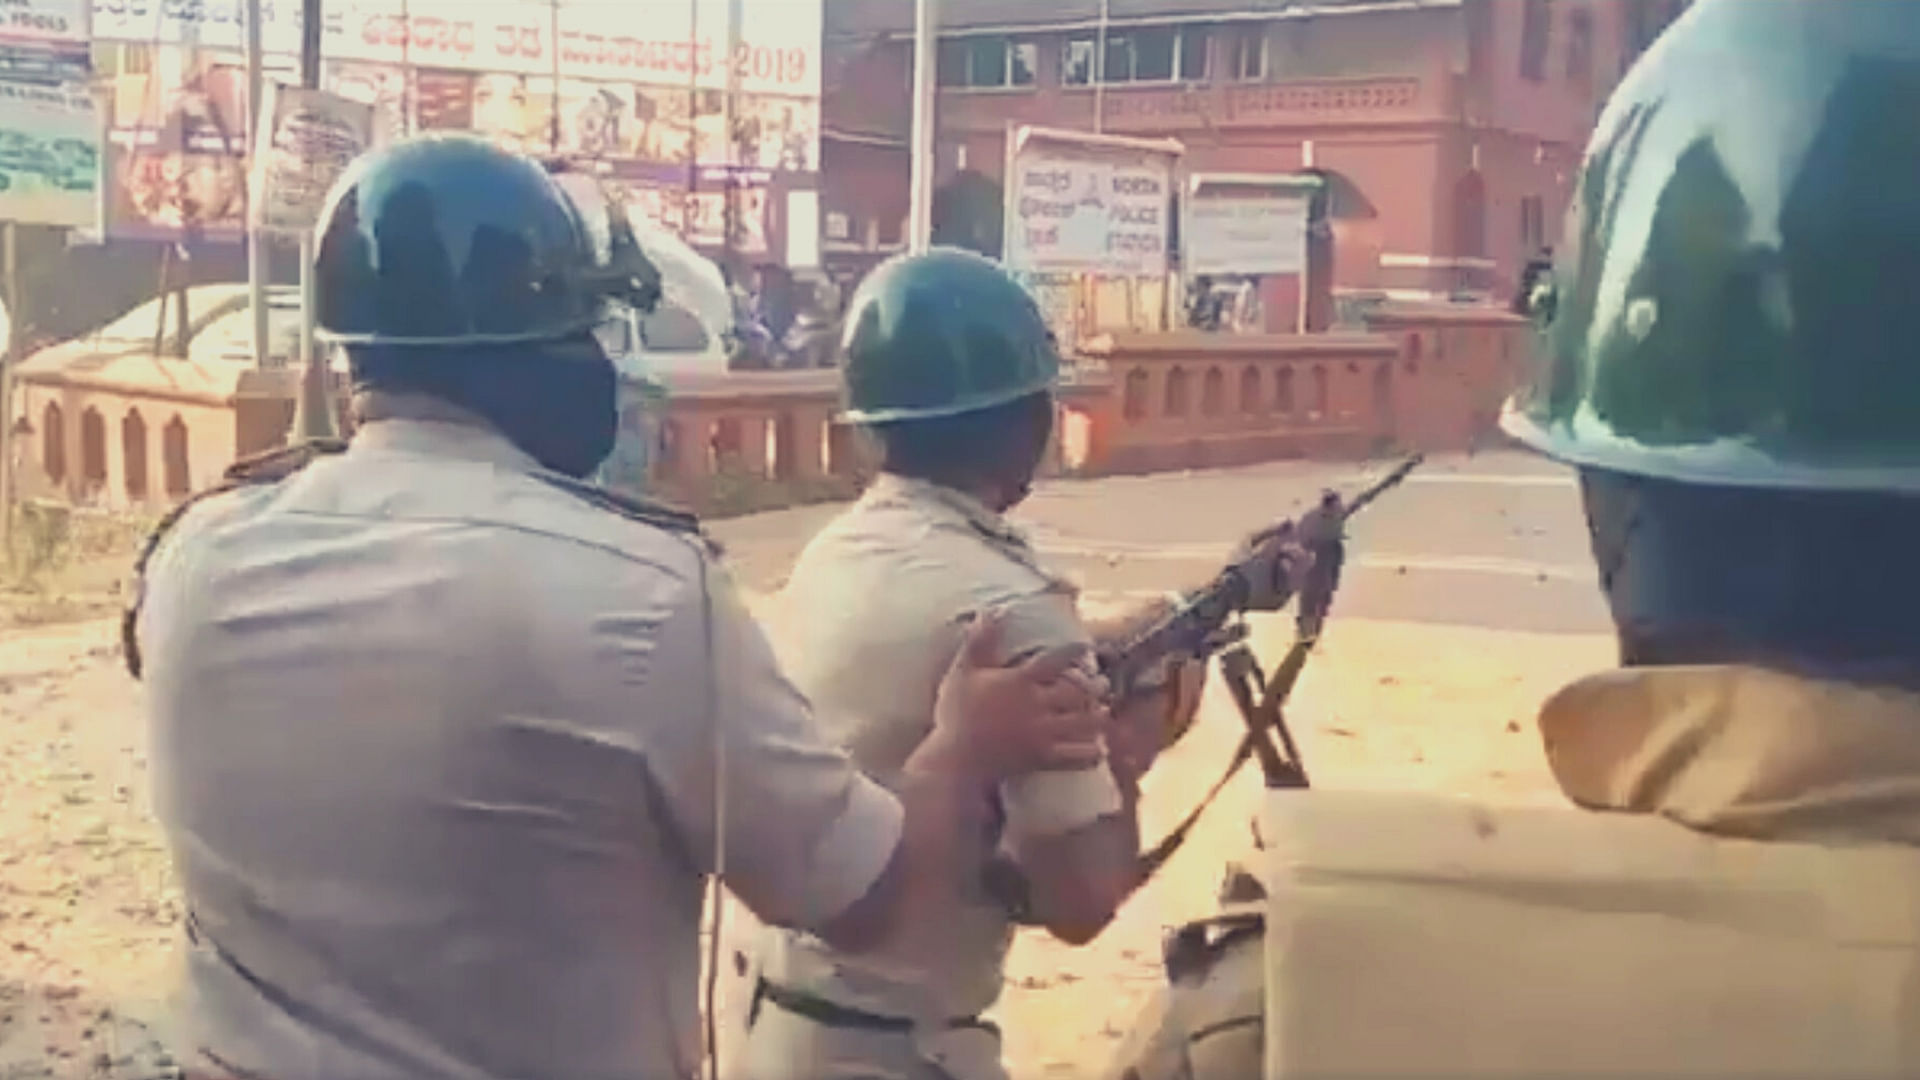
[1124,453,1422,881]
[1097,453,1424,707]
[985,455,1424,919]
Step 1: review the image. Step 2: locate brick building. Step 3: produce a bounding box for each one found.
[820,0,1689,306]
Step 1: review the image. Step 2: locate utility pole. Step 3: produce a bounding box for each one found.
[246,0,269,371]
[907,0,937,253]
[723,0,741,278]
[1093,0,1109,134]
[0,225,16,559]
[289,0,337,441]
[684,0,699,241]
[548,0,561,154]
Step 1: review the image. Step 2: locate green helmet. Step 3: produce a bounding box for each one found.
[839,247,1060,424]
[313,135,660,348]
[1502,0,1920,494]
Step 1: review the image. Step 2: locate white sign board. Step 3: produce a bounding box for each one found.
[0,78,98,228]
[249,83,374,233]
[1006,131,1176,277]
[1185,192,1310,277]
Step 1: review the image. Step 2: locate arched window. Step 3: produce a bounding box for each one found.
[1122,368,1150,421]
[1164,366,1190,417]
[1201,367,1226,416]
[1373,362,1393,417]
[1310,366,1330,417]
[122,409,149,500]
[79,407,107,494]
[1238,366,1262,413]
[163,415,191,497]
[41,401,64,484]
[1275,368,1296,415]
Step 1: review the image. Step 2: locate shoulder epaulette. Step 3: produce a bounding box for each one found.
[122,438,348,681]
[223,436,349,485]
[530,471,722,557]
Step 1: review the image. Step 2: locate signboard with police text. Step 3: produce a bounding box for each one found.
[250,84,375,234]
[1004,126,1179,278]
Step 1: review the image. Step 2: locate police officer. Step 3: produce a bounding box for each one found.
[130,135,1114,1080]
[736,248,1300,1080]
[1107,2,1920,1075]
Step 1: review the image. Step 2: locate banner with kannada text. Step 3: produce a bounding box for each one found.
[91,0,820,98]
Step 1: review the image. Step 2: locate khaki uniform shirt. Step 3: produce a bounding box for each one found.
[756,474,1125,1023]
[137,417,903,1080]
[1110,664,1920,1080]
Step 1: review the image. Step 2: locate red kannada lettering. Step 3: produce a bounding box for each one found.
[549,33,804,83]
[493,24,543,58]
[362,14,476,56]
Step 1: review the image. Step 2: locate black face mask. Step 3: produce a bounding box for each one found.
[351,337,620,480]
[487,332,614,474]
[472,335,620,479]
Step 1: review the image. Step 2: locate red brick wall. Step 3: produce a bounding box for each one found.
[822,2,1647,305]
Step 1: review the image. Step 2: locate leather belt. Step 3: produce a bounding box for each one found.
[752,979,997,1036]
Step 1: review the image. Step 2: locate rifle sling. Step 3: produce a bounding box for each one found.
[1135,637,1314,884]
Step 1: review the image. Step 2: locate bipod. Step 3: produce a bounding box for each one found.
[1135,619,1314,883]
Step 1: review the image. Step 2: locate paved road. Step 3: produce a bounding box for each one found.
[712,449,1612,636]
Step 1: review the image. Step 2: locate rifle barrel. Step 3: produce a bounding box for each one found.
[1338,453,1425,521]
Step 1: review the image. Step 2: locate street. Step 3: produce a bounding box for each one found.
[717,449,1608,635]
[0,450,1618,1078]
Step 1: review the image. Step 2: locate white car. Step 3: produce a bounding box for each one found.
[591,216,735,494]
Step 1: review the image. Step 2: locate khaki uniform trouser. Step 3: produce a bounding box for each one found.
[732,980,1006,1080]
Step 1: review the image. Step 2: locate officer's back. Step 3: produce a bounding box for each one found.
[141,414,716,1078]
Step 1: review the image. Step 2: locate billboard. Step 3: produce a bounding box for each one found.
[91,0,822,98]
[1003,126,1180,279]
[250,84,376,233]
[0,78,97,228]
[92,0,823,255]
[101,50,263,237]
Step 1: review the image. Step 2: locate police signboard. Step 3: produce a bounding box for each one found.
[1003,126,1182,279]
